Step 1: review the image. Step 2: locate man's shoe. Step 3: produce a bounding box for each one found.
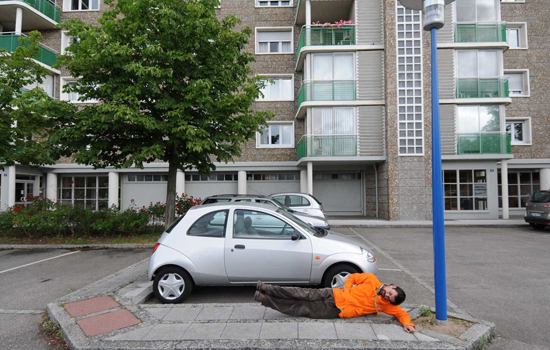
[254,290,261,302]
[256,280,263,292]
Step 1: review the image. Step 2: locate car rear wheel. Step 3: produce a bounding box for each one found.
[153,266,193,304]
[323,264,360,289]
[529,223,546,230]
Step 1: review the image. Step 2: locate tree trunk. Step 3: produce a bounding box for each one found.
[164,161,178,229]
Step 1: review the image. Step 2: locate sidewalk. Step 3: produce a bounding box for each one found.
[48,259,495,350]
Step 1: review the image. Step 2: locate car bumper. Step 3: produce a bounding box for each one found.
[524,216,550,225]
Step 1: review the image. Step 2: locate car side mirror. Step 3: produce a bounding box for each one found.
[291,233,300,241]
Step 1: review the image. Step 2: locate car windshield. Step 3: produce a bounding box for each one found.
[276,209,317,235]
[530,192,550,203]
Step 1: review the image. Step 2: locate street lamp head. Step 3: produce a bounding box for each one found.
[400,0,455,11]
[399,0,456,31]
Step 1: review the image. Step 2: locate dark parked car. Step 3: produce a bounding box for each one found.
[524,190,550,230]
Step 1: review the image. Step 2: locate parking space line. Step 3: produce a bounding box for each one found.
[349,228,467,315]
[378,268,403,271]
[0,251,80,275]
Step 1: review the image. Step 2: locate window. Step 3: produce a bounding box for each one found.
[61,31,79,54]
[457,50,499,78]
[257,123,294,148]
[505,70,529,97]
[246,173,300,181]
[188,210,227,237]
[506,23,528,49]
[272,195,310,207]
[258,75,293,101]
[444,169,488,211]
[498,172,539,208]
[256,28,293,54]
[185,173,238,181]
[233,209,296,239]
[64,0,99,11]
[128,174,168,182]
[23,74,55,98]
[310,52,355,101]
[457,105,501,133]
[314,172,361,180]
[257,0,292,6]
[311,107,356,156]
[506,117,531,145]
[61,78,97,103]
[58,176,109,210]
[456,0,498,22]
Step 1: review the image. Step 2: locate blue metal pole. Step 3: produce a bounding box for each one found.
[430,27,447,322]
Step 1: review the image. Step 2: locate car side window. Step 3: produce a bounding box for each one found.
[233,209,297,239]
[203,198,230,204]
[288,195,310,207]
[257,199,277,207]
[234,199,252,202]
[187,210,228,237]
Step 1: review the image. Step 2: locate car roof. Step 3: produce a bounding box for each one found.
[205,194,266,198]
[191,201,277,211]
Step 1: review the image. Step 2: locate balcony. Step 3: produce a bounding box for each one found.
[455,23,507,43]
[298,80,356,109]
[297,25,356,59]
[295,0,354,25]
[0,33,58,67]
[297,135,357,160]
[0,0,60,30]
[457,133,511,155]
[456,77,509,99]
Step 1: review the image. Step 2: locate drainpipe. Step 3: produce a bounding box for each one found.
[501,160,509,219]
[374,164,379,218]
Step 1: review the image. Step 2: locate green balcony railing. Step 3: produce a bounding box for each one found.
[298,80,356,109]
[456,77,509,99]
[457,133,512,155]
[297,25,356,58]
[297,135,358,159]
[0,34,58,67]
[455,23,507,43]
[0,0,61,23]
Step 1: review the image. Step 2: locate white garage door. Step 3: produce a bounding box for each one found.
[313,172,363,216]
[121,174,168,210]
[184,173,238,201]
[246,172,300,196]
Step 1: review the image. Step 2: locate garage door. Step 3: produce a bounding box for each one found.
[185,173,238,201]
[313,172,363,216]
[121,174,167,210]
[246,172,300,196]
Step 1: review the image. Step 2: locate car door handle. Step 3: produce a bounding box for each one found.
[234,245,245,250]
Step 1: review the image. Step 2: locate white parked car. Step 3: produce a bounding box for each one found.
[148,202,377,303]
[269,192,326,218]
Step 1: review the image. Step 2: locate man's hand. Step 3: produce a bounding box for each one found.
[404,325,416,333]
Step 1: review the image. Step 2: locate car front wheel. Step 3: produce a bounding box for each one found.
[529,223,546,230]
[153,266,193,304]
[323,264,360,289]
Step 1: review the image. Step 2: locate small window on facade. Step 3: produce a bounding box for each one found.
[257,123,294,148]
[258,76,293,101]
[256,29,292,54]
[506,118,531,145]
[257,1,292,6]
[70,0,99,11]
[505,70,529,97]
[506,23,528,49]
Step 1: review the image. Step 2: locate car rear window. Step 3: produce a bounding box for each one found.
[202,198,231,204]
[530,192,550,203]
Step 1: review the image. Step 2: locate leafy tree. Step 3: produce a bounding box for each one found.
[0,31,75,169]
[55,0,273,227]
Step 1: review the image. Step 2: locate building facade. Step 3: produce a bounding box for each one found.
[1,0,549,219]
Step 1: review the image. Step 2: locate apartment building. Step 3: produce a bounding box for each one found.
[1,0,549,220]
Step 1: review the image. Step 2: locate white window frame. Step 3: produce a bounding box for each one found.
[256,122,295,148]
[24,74,56,98]
[255,27,294,55]
[63,0,100,11]
[256,0,293,7]
[61,77,97,103]
[505,69,530,97]
[455,0,501,22]
[257,74,294,101]
[506,23,528,49]
[506,117,532,145]
[60,31,79,54]
[456,50,503,79]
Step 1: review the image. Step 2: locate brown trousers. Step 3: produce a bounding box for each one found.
[260,285,341,319]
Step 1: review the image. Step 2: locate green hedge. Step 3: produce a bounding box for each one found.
[0,194,201,238]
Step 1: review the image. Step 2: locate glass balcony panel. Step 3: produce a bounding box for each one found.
[298,81,356,109]
[0,34,58,67]
[297,25,356,58]
[297,135,357,160]
[455,23,506,43]
[457,133,511,155]
[456,77,509,98]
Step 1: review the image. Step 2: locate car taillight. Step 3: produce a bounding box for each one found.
[152,243,160,254]
[545,204,550,208]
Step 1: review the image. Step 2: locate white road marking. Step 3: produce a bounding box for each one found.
[0,251,80,275]
[378,268,403,271]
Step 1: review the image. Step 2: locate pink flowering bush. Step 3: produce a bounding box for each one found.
[312,20,354,28]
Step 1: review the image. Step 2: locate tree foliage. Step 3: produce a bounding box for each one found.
[55,0,273,226]
[0,31,75,169]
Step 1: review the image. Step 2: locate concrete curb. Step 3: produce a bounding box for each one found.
[46,259,497,350]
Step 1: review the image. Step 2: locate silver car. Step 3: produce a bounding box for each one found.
[148,202,378,304]
[201,194,330,229]
[268,192,326,218]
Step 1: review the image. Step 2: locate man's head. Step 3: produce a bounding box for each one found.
[380,285,406,305]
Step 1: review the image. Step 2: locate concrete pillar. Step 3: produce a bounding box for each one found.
[176,171,185,196]
[238,171,247,194]
[540,168,550,191]
[8,166,16,207]
[307,162,313,195]
[300,169,307,193]
[15,8,23,35]
[108,172,119,209]
[501,160,509,220]
[46,173,58,202]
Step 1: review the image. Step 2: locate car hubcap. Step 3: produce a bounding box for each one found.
[331,272,351,289]
[158,273,185,300]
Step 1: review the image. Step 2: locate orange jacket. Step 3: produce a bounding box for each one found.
[332,273,414,326]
